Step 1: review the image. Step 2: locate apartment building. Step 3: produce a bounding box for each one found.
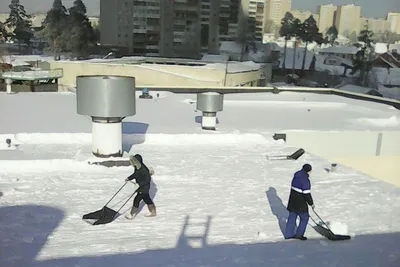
[100,0,240,58]
[245,0,268,41]
[387,12,400,34]
[239,0,291,39]
[317,4,337,34]
[334,4,362,36]
[198,0,240,54]
[265,0,291,32]
[290,9,319,26]
[361,18,391,34]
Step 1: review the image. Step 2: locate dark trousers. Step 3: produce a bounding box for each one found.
[284,211,309,238]
[133,192,153,208]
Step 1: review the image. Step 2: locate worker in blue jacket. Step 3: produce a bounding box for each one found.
[285,163,315,240]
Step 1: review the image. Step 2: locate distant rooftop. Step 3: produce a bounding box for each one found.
[74,56,265,73]
[319,46,359,55]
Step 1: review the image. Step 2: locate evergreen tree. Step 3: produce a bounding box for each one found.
[279,12,295,71]
[5,0,33,52]
[352,29,375,86]
[291,18,301,75]
[65,0,95,59]
[325,25,338,46]
[299,15,319,71]
[42,0,68,60]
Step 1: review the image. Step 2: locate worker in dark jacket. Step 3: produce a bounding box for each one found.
[284,164,315,240]
[125,154,156,219]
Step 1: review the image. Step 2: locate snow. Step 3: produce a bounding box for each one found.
[1,91,400,135]
[205,61,262,73]
[1,55,55,66]
[374,43,388,54]
[374,68,400,86]
[326,221,349,236]
[280,48,353,75]
[2,69,63,80]
[319,46,359,55]
[389,44,400,52]
[378,86,400,100]
[356,115,400,127]
[201,54,229,62]
[1,91,400,267]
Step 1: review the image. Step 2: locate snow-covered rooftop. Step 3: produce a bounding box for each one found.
[0,91,399,267]
[319,46,359,55]
[1,91,399,134]
[201,54,229,62]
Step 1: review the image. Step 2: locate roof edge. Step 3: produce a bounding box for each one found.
[135,86,400,110]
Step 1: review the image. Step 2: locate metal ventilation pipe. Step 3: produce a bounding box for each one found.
[196,92,224,130]
[76,76,136,157]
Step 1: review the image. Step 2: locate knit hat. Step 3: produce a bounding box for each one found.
[302,164,312,172]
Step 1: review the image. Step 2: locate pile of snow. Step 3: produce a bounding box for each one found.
[0,144,17,151]
[0,159,106,173]
[0,133,92,145]
[356,116,400,127]
[124,133,270,146]
[374,43,388,54]
[0,133,271,146]
[326,221,349,235]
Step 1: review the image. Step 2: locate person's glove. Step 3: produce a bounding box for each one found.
[311,204,315,210]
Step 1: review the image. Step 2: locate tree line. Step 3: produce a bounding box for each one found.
[279,12,329,72]
[0,0,97,59]
[279,11,384,87]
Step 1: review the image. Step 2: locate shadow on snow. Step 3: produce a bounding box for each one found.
[1,205,399,267]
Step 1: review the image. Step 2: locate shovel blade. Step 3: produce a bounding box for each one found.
[82,206,118,225]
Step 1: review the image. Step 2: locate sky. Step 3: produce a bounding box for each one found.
[0,0,398,18]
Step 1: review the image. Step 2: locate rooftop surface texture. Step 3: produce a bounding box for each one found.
[0,91,399,267]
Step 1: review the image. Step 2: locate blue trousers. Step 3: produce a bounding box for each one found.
[284,211,309,238]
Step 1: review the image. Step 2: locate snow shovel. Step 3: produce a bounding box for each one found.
[82,181,139,225]
[310,209,351,241]
[266,148,305,161]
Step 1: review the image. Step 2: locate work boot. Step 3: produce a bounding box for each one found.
[125,206,138,220]
[145,204,156,217]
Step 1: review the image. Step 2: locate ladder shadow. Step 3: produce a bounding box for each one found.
[176,215,212,249]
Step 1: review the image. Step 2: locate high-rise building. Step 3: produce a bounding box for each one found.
[387,12,400,34]
[199,0,240,54]
[334,4,362,36]
[239,0,291,39]
[99,0,134,49]
[290,9,319,26]
[316,4,337,34]
[265,0,292,33]
[100,0,241,58]
[361,18,391,34]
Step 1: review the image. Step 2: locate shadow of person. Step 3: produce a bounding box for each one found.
[266,187,288,238]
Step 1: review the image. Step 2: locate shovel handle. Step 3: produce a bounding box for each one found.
[103,181,128,207]
[312,209,333,232]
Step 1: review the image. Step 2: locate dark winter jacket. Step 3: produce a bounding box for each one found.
[287,168,314,213]
[127,154,151,193]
